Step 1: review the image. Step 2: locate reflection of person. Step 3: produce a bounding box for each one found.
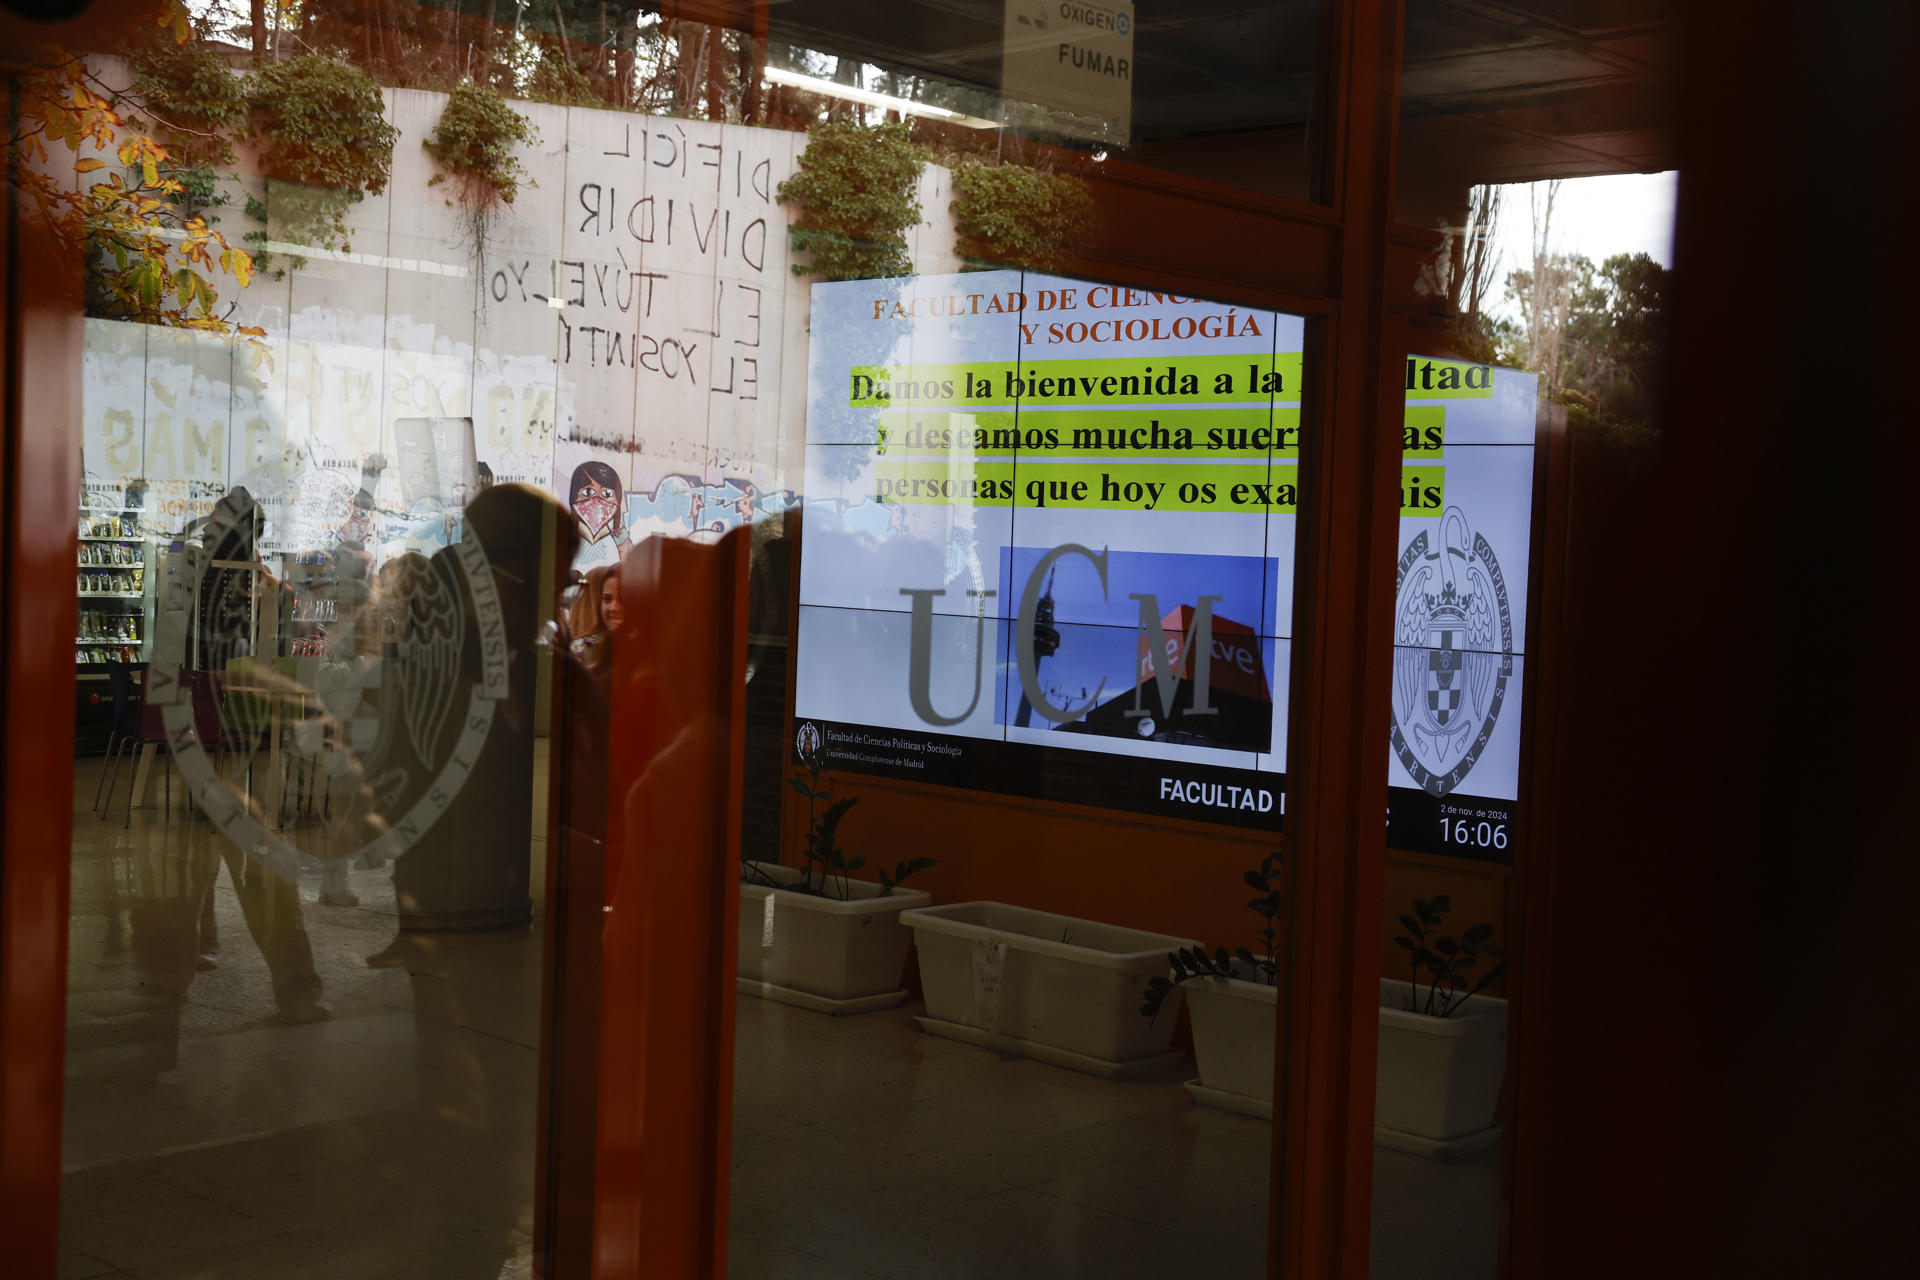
[568,460,631,568]
[372,486,580,1279]
[566,564,621,690]
[188,486,331,1022]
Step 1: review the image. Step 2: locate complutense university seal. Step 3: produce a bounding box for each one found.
[149,489,510,878]
[1390,505,1513,796]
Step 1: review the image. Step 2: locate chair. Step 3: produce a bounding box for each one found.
[221,656,306,824]
[110,669,234,828]
[92,661,141,816]
[104,666,172,827]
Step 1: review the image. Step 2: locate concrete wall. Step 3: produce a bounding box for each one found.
[80,85,959,563]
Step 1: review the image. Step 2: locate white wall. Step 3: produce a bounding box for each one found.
[79,84,959,563]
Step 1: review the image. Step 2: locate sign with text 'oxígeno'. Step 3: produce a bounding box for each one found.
[1003,0,1135,144]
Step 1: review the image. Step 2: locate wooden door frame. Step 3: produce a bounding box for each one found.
[0,63,85,1280]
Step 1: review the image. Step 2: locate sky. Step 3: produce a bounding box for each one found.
[1481,171,1678,320]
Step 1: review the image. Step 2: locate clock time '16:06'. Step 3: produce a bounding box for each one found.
[1441,817,1508,851]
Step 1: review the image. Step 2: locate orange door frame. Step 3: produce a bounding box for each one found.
[589,532,750,1277]
[0,64,85,1280]
[1271,2,1406,1277]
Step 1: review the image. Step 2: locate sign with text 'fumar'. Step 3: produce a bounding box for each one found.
[1003,0,1135,144]
[793,270,1303,829]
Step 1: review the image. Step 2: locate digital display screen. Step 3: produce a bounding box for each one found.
[790,271,1538,848]
[791,270,1304,829]
[1387,358,1539,862]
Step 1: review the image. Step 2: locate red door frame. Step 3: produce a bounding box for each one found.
[1271,3,1406,1276]
[0,65,84,1280]
[590,532,749,1278]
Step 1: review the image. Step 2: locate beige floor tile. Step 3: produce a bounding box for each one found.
[64,1194,283,1272]
[61,759,1497,1280]
[56,1243,120,1279]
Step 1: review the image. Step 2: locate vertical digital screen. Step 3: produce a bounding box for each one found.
[1387,358,1539,862]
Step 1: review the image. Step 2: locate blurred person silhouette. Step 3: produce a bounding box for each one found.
[358,485,584,1278]
[187,487,329,1022]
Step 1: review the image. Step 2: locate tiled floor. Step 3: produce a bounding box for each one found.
[728,999,1497,1280]
[60,753,1495,1279]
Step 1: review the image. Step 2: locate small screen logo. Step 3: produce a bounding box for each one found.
[794,721,823,765]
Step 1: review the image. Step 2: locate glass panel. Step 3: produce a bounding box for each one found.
[35,2,1329,1276]
[1380,4,1677,1275]
[761,1,1327,202]
[741,267,1298,1280]
[52,11,593,1280]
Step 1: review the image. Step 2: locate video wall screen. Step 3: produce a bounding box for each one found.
[1387,358,1538,862]
[790,272,1538,845]
[791,270,1305,829]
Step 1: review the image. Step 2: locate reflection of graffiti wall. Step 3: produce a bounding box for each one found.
[79,85,958,564]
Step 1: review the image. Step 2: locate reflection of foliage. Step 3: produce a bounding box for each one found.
[10,2,257,334]
[1448,310,1519,370]
[526,44,598,106]
[743,754,937,900]
[1140,852,1283,1018]
[1506,252,1668,444]
[950,160,1094,273]
[806,277,908,482]
[423,81,537,265]
[777,120,923,282]
[243,55,398,266]
[425,84,537,208]
[128,38,245,172]
[1432,183,1509,367]
[1392,894,1506,1018]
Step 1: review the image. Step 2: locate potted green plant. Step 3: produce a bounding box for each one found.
[738,758,936,1014]
[1376,894,1509,1155]
[1137,852,1284,1118]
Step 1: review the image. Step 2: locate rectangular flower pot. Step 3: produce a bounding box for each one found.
[1182,972,1280,1119]
[1375,977,1508,1154]
[737,862,931,1008]
[901,901,1200,1075]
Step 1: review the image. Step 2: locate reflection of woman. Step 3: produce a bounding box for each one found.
[566,564,622,688]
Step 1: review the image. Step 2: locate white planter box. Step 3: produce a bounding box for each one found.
[1375,977,1508,1156]
[736,862,931,1013]
[1182,971,1280,1119]
[900,901,1200,1078]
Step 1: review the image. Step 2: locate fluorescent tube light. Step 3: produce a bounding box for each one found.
[762,66,1001,130]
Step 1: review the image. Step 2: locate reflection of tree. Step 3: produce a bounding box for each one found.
[807,277,908,484]
[1421,178,1671,443]
[1440,184,1504,365]
[1505,252,1668,442]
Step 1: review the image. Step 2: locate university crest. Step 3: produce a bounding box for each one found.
[1390,506,1514,796]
